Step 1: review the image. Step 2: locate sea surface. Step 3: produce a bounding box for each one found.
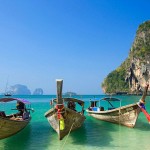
[0,95,150,150]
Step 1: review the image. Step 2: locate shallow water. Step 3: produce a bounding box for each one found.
[0,95,150,150]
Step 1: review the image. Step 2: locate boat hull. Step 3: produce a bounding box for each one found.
[0,117,31,139]
[45,107,85,140]
[86,103,141,128]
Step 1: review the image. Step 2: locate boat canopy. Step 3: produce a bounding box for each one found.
[88,99,99,107]
[100,97,121,101]
[89,98,99,102]
[53,98,84,106]
[89,100,99,103]
[0,98,30,104]
[63,98,84,104]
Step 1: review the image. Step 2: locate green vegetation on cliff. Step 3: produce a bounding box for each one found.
[101,20,150,94]
[130,21,150,59]
[101,62,129,94]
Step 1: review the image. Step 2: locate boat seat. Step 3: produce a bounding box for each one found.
[0,111,6,117]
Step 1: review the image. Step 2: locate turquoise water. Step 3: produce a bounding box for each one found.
[0,95,150,150]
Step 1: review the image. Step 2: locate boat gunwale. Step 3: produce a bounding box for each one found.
[0,115,31,122]
[86,103,139,114]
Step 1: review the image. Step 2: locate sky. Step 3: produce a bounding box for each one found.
[0,0,150,95]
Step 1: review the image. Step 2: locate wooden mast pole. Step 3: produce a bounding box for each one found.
[138,84,150,123]
[56,79,64,140]
[56,79,63,104]
[140,84,149,103]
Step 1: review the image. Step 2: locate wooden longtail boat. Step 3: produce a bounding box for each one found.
[45,79,85,140]
[0,98,33,139]
[86,85,149,128]
[4,92,12,97]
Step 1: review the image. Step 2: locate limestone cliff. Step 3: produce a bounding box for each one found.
[102,21,150,95]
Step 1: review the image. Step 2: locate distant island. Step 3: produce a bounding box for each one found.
[33,88,44,95]
[101,20,150,95]
[1,84,44,95]
[64,92,77,96]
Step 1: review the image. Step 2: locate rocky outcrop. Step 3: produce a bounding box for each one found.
[125,21,150,94]
[33,88,44,95]
[102,21,150,95]
[125,57,150,94]
[10,84,31,95]
[64,92,77,96]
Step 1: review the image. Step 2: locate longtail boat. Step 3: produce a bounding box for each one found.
[45,79,85,140]
[0,98,33,139]
[86,84,149,128]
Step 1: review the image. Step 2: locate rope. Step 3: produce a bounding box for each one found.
[60,121,75,150]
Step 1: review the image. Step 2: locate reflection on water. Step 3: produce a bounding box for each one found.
[0,125,31,150]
